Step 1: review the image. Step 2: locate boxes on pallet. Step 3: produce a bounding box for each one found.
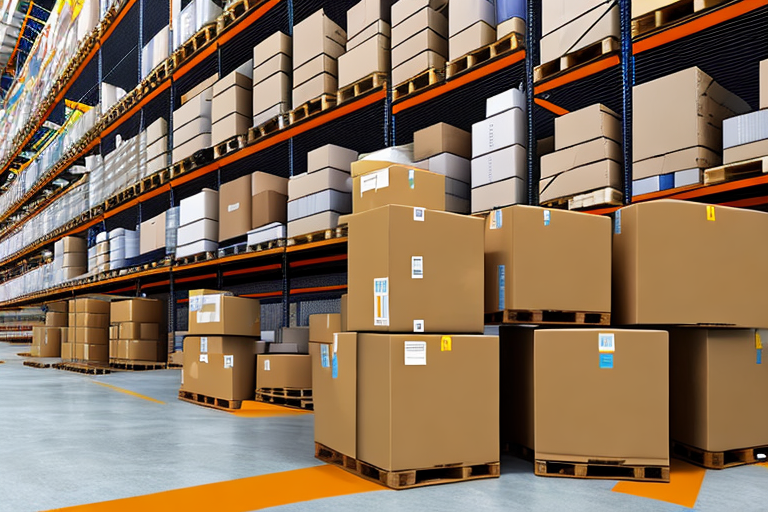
[540,0,619,65]
[212,64,253,146]
[339,34,391,89]
[67,297,110,363]
[348,20,391,50]
[251,171,288,229]
[140,211,167,255]
[187,290,261,337]
[722,109,768,164]
[218,175,251,243]
[347,205,484,333]
[182,336,258,401]
[613,200,768,326]
[287,171,352,237]
[293,9,346,106]
[391,0,448,85]
[308,144,359,174]
[539,160,622,204]
[256,354,312,389]
[484,206,611,315]
[309,314,341,343]
[472,178,527,214]
[31,327,62,358]
[347,0,391,42]
[173,0,222,50]
[177,189,219,258]
[110,298,165,362]
[352,165,445,213]
[669,328,768,453]
[247,222,286,246]
[253,32,292,126]
[173,87,213,163]
[46,312,67,327]
[448,0,496,61]
[76,344,109,362]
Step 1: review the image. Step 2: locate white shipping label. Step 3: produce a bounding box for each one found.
[374,278,389,326]
[413,207,425,221]
[224,355,234,369]
[196,294,221,324]
[411,256,424,279]
[598,333,615,353]
[199,354,209,363]
[228,203,240,212]
[413,320,425,332]
[333,333,338,353]
[490,209,503,229]
[360,169,390,195]
[200,337,208,353]
[264,359,271,371]
[189,294,203,311]
[404,341,427,366]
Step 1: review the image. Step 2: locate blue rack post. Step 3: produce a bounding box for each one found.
[619,0,633,203]
[526,0,540,205]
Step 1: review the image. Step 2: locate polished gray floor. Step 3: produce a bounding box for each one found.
[1,342,766,512]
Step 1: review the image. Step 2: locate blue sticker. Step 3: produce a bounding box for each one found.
[321,345,330,368]
[494,210,503,229]
[332,353,338,379]
[544,210,551,226]
[599,354,614,369]
[758,349,763,365]
[614,210,621,234]
[498,265,506,310]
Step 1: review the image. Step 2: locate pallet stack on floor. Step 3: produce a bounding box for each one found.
[30,301,68,358]
[109,298,166,367]
[63,297,111,364]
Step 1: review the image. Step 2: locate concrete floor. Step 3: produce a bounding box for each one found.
[1,341,766,512]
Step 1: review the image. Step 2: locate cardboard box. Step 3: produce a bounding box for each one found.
[287,211,341,238]
[293,73,337,107]
[180,188,218,226]
[117,339,160,362]
[347,205,484,333]
[55,236,87,254]
[471,177,526,213]
[253,72,290,115]
[252,190,288,229]
[252,171,289,196]
[219,175,252,242]
[341,295,348,331]
[348,0,391,41]
[484,206,611,314]
[111,298,163,324]
[61,342,75,361]
[140,211,166,254]
[70,298,110,314]
[288,190,351,221]
[722,109,768,150]
[499,326,534,450]
[497,16,526,40]
[338,34,391,88]
[555,104,621,150]
[392,50,446,85]
[175,117,212,148]
[293,9,347,69]
[669,328,768,452]
[289,168,352,199]
[541,138,621,179]
[147,137,168,161]
[347,20,391,50]
[353,165,445,213]
[74,327,107,345]
[633,146,720,179]
[110,325,119,340]
[213,70,252,98]
[254,102,290,127]
[761,59,768,110]
[180,75,217,105]
[449,21,495,61]
[392,5,447,47]
[182,336,257,400]
[60,252,87,269]
[309,314,341,343]
[70,313,109,329]
[449,0,495,37]
[414,122,472,161]
[46,312,67,327]
[46,301,68,313]
[254,53,292,85]
[539,159,622,203]
[188,294,261,337]
[295,53,339,88]
[613,200,768,326]
[178,219,218,245]
[486,87,526,118]
[392,0,449,27]
[724,139,768,165]
[471,144,526,187]
[540,4,618,64]
[174,87,213,127]
[307,144,358,173]
[256,354,312,389]
[146,117,168,146]
[253,31,292,70]
[32,327,61,358]
[392,28,447,66]
[77,343,109,362]
[534,328,668,465]
[173,133,212,163]
[212,112,250,146]
[472,108,527,158]
[118,323,160,341]
[147,154,169,174]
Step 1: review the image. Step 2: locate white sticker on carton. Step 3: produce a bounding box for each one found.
[321,344,331,368]
[200,337,208,353]
[614,210,621,234]
[333,333,338,353]
[189,294,203,312]
[196,294,221,324]
[411,256,423,279]
[490,210,503,229]
[374,278,389,326]
[413,207,425,221]
[224,355,234,369]
[413,320,424,332]
[264,359,270,371]
[360,169,390,195]
[598,333,615,353]
[404,341,427,366]
[228,203,240,212]
[199,354,209,363]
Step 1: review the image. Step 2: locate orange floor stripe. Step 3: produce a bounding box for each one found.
[228,400,312,418]
[47,465,385,512]
[612,459,706,508]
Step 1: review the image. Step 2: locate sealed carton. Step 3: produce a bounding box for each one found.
[309,313,342,343]
[187,293,261,336]
[253,72,290,115]
[118,323,160,341]
[348,0,392,40]
[61,342,75,361]
[338,34,391,88]
[449,21,495,61]
[252,171,289,196]
[392,27,447,67]
[414,122,472,160]
[219,175,252,242]
[294,54,339,88]
[471,144,526,187]
[307,144,358,174]
[449,0,495,36]
[77,344,109,362]
[46,312,67,327]
[293,73,337,107]
[70,298,110,314]
[348,20,391,50]
[31,327,62,358]
[538,159,622,204]
[392,50,445,85]
[392,0,449,27]
[256,354,312,389]
[70,313,109,329]
[352,166,445,213]
[287,190,351,221]
[253,31,292,70]
[293,9,347,68]
[182,336,257,400]
[111,298,163,324]
[540,2,618,64]
[173,87,213,127]
[117,340,160,362]
[178,219,218,246]
[179,188,218,226]
[287,211,341,238]
[289,168,352,199]
[254,53,292,84]
[392,5,447,47]
[541,138,622,179]
[252,190,287,229]
[471,177,526,213]
[212,112,251,146]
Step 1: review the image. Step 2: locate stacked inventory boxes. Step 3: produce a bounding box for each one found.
[633,67,750,195]
[219,175,252,244]
[449,0,495,62]
[177,189,219,258]
[181,290,261,402]
[391,0,448,86]
[54,236,87,282]
[109,228,139,270]
[471,88,527,213]
[352,164,445,214]
[413,122,471,213]
[65,297,110,363]
[109,298,165,363]
[292,10,347,108]
[173,0,222,51]
[247,171,289,245]
[95,231,110,273]
[145,118,169,174]
[539,104,622,205]
[31,327,62,358]
[338,0,391,89]
[540,0,618,65]
[212,64,253,146]
[721,59,768,164]
[139,211,167,256]
[253,32,292,127]
[141,26,170,80]
[173,86,213,163]
[287,145,357,238]
[496,0,526,39]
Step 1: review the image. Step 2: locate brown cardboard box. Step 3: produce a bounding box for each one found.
[70,313,109,329]
[555,104,621,151]
[357,333,499,471]
[311,333,358,457]
[256,354,312,389]
[252,190,288,229]
[74,327,108,345]
[47,301,68,313]
[254,53,292,84]
[70,298,110,314]
[724,138,768,165]
[293,9,347,68]
[109,325,119,340]
[32,327,61,358]
[188,294,261,337]
[111,298,163,323]
[118,322,160,341]
[252,171,289,196]
[180,74,217,105]
[46,312,67,327]
[535,329,669,465]
[497,16,526,40]
[499,327,535,450]
[287,211,340,238]
[118,339,160,362]
[393,0,448,26]
[294,54,339,88]
[279,327,310,353]
[392,50,446,85]
[309,313,341,343]
[449,21,495,61]
[341,294,348,332]
[347,20,391,50]
[392,5,448,46]
[212,70,252,98]
[338,34,390,88]
[293,73,337,107]
[219,175,252,242]
[109,339,118,358]
[347,0,391,40]
[413,122,472,160]
[182,336,257,400]
[633,146,719,179]
[352,165,445,213]
[254,31,292,70]
[541,3,618,63]
[289,168,352,199]
[212,112,251,146]
[538,159,622,203]
[96,241,109,256]
[174,88,213,127]
[307,144,358,173]
[471,177,526,213]
[347,205,484,333]
[60,252,87,268]
[541,138,622,179]
[669,328,768,452]
[484,205,611,314]
[61,342,75,361]
[77,343,109,362]
[175,118,212,146]
[613,200,768,326]
[253,72,290,115]
[392,28,448,67]
[169,351,183,366]
[173,133,212,163]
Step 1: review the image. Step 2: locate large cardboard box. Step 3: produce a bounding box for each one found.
[212,113,251,146]
[140,211,166,255]
[724,139,768,165]
[338,34,391,88]
[46,312,67,327]
[293,9,347,69]
[188,293,261,336]
[449,21,496,61]
[173,88,213,128]
[471,145,526,187]
[73,327,108,345]
[31,327,61,358]
[348,0,391,40]
[180,75,217,105]
[252,171,289,196]
[219,175,252,242]
[348,20,391,50]
[294,54,339,88]
[471,177,526,213]
[538,159,622,203]
[393,5,447,47]
[252,190,287,229]
[70,298,110,314]
[392,0,449,27]
[293,73,337,107]
[254,53,292,84]
[613,200,768,326]
[77,343,109,362]
[414,122,472,160]
[289,168,352,199]
[555,104,621,150]
[256,354,312,389]
[178,219,218,246]
[180,188,218,226]
[484,206,611,314]
[669,328,768,452]
[173,133,212,164]
[497,14,526,40]
[633,146,719,180]
[287,189,351,221]
[182,336,257,400]
[111,298,163,324]
[61,342,75,361]
[472,108,527,158]
[352,166,445,213]
[540,3,618,65]
[307,144,358,173]
[392,50,445,85]
[253,72,290,115]
[541,138,622,179]
[254,31,292,70]
[118,323,160,341]
[449,0,495,36]
[309,314,341,343]
[46,301,68,313]
[212,83,251,124]
[347,205,484,333]
[117,340,160,362]
[70,313,109,329]
[392,28,448,67]
[535,329,669,466]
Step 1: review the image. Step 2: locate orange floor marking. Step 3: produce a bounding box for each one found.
[47,465,384,512]
[228,400,312,418]
[612,459,706,508]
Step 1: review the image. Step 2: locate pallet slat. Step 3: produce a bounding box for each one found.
[446,32,525,79]
[672,441,768,469]
[393,68,444,102]
[534,37,619,83]
[535,459,670,482]
[485,309,610,325]
[178,390,241,411]
[631,0,730,38]
[289,94,337,125]
[52,362,111,375]
[704,156,768,185]
[109,360,167,371]
[286,225,348,247]
[338,72,387,104]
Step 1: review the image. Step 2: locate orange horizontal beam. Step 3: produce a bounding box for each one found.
[289,254,347,268]
[534,98,569,116]
[222,263,282,276]
[534,55,620,95]
[241,291,282,299]
[286,237,347,253]
[290,284,347,296]
[175,274,217,283]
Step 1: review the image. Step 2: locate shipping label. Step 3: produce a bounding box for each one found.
[374,278,389,326]
[404,341,427,366]
[498,265,506,310]
[598,333,615,353]
[199,354,208,363]
[413,207,425,221]
[360,169,389,195]
[321,344,330,368]
[490,209,503,229]
[614,210,621,234]
[411,256,424,279]
[413,320,424,332]
[200,337,208,353]
[224,355,234,369]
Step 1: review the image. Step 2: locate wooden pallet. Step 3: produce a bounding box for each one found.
[704,156,768,185]
[52,362,111,375]
[248,114,287,143]
[447,32,525,79]
[258,387,313,398]
[0,338,33,344]
[178,390,242,411]
[316,443,500,489]
[393,68,444,102]
[338,72,387,104]
[17,352,32,357]
[534,37,619,83]
[485,309,610,326]
[217,0,263,31]
[535,459,670,482]
[289,94,337,125]
[248,238,286,252]
[632,0,730,38]
[175,23,217,66]
[672,441,768,469]
[286,224,348,247]
[217,242,249,258]
[175,251,216,266]
[170,147,214,179]
[213,134,247,159]
[141,59,173,95]
[167,363,183,369]
[109,360,167,371]
[255,390,314,410]
[568,187,624,210]
[23,360,53,369]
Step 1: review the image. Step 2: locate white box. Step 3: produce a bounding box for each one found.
[307,144,359,173]
[180,188,219,225]
[173,88,213,127]
[415,153,471,182]
[178,219,219,245]
[247,222,286,246]
[293,9,347,69]
[392,0,449,27]
[348,20,391,50]
[471,107,527,158]
[392,28,447,66]
[471,177,526,213]
[287,189,352,221]
[723,110,768,149]
[176,240,219,258]
[486,87,526,117]
[471,144,527,187]
[392,6,448,47]
[449,0,495,36]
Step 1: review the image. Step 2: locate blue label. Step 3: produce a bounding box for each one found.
[544,210,551,226]
[498,265,506,310]
[614,210,621,234]
[332,353,338,379]
[758,349,763,365]
[599,354,614,369]
[321,345,330,368]
[494,210,503,228]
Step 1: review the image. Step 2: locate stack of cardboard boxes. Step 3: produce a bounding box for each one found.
[108,228,139,270]
[248,171,289,245]
[413,123,471,214]
[218,175,251,245]
[145,118,169,174]
[139,211,167,257]
[540,0,618,65]
[471,88,527,213]
[338,0,391,90]
[293,10,346,108]
[141,26,170,80]
[256,326,312,392]
[177,189,218,258]
[253,32,292,127]
[391,0,448,86]
[539,104,623,205]
[95,231,110,273]
[54,236,87,282]
[31,302,67,358]
[64,297,110,363]
[721,59,768,165]
[173,86,213,163]
[109,298,165,363]
[212,65,253,147]
[448,0,495,62]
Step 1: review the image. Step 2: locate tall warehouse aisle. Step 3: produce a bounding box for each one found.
[1,342,767,512]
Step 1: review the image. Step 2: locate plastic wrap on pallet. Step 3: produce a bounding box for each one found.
[496,0,526,22]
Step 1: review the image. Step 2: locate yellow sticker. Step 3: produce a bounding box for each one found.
[441,336,452,352]
[757,331,763,350]
[706,205,716,221]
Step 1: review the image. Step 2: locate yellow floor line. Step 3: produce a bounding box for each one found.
[93,381,165,405]
[47,464,385,512]
[612,459,706,508]
[229,400,311,418]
